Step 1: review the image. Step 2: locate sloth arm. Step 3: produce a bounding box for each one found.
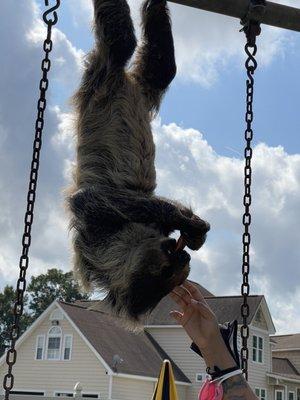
[69,187,201,237]
[75,0,137,108]
[131,0,177,112]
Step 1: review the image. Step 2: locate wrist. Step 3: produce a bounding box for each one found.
[199,336,237,370]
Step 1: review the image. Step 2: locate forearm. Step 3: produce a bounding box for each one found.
[69,186,187,233]
[222,375,257,400]
[201,338,257,400]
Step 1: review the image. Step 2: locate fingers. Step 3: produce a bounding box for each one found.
[170,286,192,310]
[182,281,206,303]
[169,310,183,324]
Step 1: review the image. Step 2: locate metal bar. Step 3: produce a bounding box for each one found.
[168,0,300,32]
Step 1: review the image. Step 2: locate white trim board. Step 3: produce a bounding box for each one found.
[272,348,300,352]
[115,372,191,386]
[267,373,300,384]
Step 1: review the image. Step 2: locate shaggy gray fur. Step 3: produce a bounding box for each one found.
[66,0,210,327]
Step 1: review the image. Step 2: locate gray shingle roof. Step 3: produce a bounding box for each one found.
[272,334,300,350]
[272,357,300,379]
[59,302,190,383]
[61,281,262,382]
[74,281,261,326]
[144,295,262,326]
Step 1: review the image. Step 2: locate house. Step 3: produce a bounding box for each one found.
[269,334,300,400]
[0,281,298,400]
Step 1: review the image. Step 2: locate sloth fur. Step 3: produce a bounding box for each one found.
[67,0,210,326]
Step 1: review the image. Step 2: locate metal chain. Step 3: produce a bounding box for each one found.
[240,19,261,380]
[3,2,60,399]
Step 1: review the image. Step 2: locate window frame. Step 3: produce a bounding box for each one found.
[46,326,62,361]
[10,390,45,396]
[54,391,73,397]
[62,334,73,361]
[255,387,267,400]
[296,388,300,400]
[289,392,296,400]
[35,334,45,361]
[196,373,210,383]
[275,389,284,400]
[252,334,264,364]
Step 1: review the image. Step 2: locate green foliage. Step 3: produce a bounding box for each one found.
[0,286,32,356]
[27,268,89,319]
[0,269,89,356]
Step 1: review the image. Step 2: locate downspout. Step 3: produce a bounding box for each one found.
[108,374,113,400]
[284,384,288,400]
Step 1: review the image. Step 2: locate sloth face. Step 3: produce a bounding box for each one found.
[126,237,191,319]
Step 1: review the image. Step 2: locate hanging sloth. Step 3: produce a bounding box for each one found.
[67,0,210,326]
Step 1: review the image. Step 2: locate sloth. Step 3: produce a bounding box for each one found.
[67,0,210,325]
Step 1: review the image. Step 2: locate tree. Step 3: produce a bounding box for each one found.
[27,268,89,319]
[0,269,89,356]
[0,286,32,356]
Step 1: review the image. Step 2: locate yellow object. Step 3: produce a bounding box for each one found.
[152,359,179,400]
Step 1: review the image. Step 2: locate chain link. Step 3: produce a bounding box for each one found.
[2,2,60,399]
[240,21,260,381]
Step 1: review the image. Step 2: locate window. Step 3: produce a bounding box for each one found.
[276,390,284,400]
[55,393,98,398]
[289,392,295,400]
[297,389,300,400]
[255,388,267,400]
[35,335,45,360]
[63,335,73,360]
[11,391,44,396]
[252,335,263,363]
[47,326,62,360]
[196,373,210,383]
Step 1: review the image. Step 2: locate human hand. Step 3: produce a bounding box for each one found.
[170,281,236,369]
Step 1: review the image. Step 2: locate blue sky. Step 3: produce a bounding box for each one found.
[1,0,300,334]
[48,0,300,156]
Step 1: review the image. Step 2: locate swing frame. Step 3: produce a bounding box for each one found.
[2,0,300,398]
[168,0,300,32]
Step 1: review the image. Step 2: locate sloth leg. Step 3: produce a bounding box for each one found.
[131,0,176,110]
[93,0,137,69]
[78,0,136,101]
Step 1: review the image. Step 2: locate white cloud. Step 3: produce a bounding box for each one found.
[1,0,300,335]
[152,118,300,334]
[0,0,82,287]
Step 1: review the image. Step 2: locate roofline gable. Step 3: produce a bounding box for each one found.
[0,300,58,367]
[250,296,276,334]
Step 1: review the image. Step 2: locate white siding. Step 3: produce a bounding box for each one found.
[112,377,155,400]
[148,324,273,400]
[248,326,272,400]
[0,307,109,398]
[147,327,205,400]
[268,383,300,400]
